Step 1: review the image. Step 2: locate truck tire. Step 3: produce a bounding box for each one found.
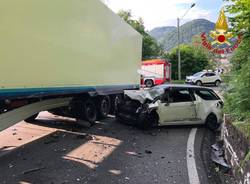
[145,79,154,88]
[25,113,39,123]
[83,99,97,124]
[114,94,124,112]
[97,96,111,119]
[110,94,123,114]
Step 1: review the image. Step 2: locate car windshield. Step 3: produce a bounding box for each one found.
[193,72,205,77]
[147,86,165,99]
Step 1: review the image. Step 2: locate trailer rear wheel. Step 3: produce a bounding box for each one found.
[114,94,124,112]
[83,99,97,124]
[97,96,111,119]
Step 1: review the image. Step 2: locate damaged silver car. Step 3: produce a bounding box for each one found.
[116,84,223,130]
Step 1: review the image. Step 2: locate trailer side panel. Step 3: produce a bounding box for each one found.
[0,0,142,92]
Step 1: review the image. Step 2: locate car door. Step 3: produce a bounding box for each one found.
[208,72,217,83]
[157,88,197,124]
[202,72,216,84]
[201,73,210,84]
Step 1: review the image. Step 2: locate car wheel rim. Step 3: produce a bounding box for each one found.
[146,81,153,87]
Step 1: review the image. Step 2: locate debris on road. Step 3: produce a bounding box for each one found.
[8,163,14,168]
[44,139,59,145]
[22,167,46,175]
[75,134,93,140]
[145,150,152,154]
[211,142,231,171]
[0,116,211,184]
[76,120,91,128]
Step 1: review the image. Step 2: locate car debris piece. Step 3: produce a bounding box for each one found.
[211,143,231,170]
[75,134,93,141]
[44,139,59,145]
[8,163,14,168]
[22,167,46,175]
[145,150,152,154]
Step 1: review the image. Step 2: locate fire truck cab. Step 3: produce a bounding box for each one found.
[139,59,171,88]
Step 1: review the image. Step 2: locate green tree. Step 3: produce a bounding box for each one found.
[224,59,250,120]
[164,44,209,80]
[118,10,163,60]
[226,0,250,37]
[224,0,250,120]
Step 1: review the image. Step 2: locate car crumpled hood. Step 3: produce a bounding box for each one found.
[124,90,154,104]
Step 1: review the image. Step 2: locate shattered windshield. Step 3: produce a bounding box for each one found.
[147,86,165,99]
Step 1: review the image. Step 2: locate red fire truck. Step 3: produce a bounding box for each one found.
[139,59,171,87]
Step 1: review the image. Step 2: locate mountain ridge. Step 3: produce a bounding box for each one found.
[149,19,215,51]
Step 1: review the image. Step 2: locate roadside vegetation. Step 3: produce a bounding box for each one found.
[224,0,250,136]
[163,44,212,80]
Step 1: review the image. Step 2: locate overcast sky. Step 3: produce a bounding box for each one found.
[102,0,225,30]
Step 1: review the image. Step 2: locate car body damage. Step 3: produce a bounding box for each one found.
[124,87,165,104]
[116,84,223,130]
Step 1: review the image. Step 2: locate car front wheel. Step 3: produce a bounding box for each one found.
[215,80,221,86]
[205,114,220,131]
[136,111,158,129]
[195,80,202,86]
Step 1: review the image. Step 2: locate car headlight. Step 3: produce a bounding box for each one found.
[216,101,224,108]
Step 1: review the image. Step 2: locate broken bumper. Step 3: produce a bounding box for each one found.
[116,112,138,125]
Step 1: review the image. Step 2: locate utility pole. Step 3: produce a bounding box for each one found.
[177,17,181,80]
[177,3,196,80]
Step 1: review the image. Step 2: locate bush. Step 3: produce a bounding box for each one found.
[164,44,209,80]
[224,53,250,120]
[233,120,250,141]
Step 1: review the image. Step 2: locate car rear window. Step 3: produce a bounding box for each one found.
[195,89,220,100]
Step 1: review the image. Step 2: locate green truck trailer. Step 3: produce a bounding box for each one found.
[0,0,142,131]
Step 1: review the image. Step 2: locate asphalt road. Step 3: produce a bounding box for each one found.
[0,113,213,184]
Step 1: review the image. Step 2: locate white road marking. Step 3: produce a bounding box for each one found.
[187,128,200,184]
